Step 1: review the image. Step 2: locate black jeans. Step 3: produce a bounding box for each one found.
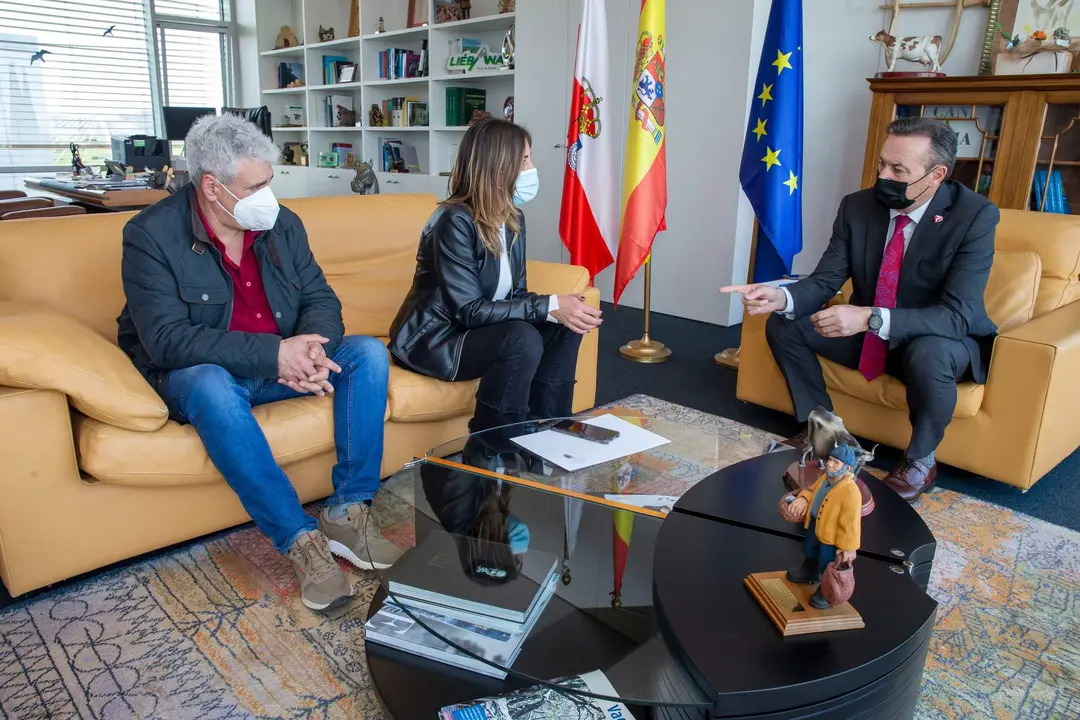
[455,320,582,433]
[765,313,971,459]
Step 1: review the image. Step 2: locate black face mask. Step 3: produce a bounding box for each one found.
[873,167,936,210]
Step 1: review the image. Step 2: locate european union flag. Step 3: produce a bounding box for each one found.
[739,0,803,283]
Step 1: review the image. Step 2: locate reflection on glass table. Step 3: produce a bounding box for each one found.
[359,415,768,710]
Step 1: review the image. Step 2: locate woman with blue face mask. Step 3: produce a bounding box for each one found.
[389,118,602,435]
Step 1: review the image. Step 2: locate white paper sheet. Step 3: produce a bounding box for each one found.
[510,414,670,471]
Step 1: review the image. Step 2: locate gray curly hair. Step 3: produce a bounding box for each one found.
[185,112,280,184]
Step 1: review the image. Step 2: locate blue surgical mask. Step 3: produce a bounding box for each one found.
[507,514,530,554]
[512,167,539,206]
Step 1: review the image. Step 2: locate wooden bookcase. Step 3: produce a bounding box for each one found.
[862,74,1080,215]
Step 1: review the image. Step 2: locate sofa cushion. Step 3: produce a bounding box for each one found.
[387,364,477,423]
[983,250,1041,333]
[0,303,168,432]
[995,208,1080,317]
[75,394,392,486]
[820,359,984,419]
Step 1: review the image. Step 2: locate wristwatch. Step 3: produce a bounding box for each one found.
[868,307,883,335]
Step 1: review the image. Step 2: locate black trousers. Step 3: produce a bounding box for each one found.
[765,313,971,459]
[455,321,582,433]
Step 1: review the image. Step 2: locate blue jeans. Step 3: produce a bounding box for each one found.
[166,335,389,554]
[803,518,837,573]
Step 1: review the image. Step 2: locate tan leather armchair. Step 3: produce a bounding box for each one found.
[736,209,1080,491]
[0,194,600,596]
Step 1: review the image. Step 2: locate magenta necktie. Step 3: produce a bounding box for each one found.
[859,214,910,381]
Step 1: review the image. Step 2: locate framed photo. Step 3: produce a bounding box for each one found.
[981,0,1080,74]
[409,0,430,28]
[338,63,357,84]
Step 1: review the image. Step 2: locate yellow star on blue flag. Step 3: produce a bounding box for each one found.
[739,0,803,283]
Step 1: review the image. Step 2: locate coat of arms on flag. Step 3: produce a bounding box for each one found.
[567,78,603,172]
[632,31,665,144]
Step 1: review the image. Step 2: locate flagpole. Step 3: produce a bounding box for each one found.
[619,256,672,363]
[715,219,759,368]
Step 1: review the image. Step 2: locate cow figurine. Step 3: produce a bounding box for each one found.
[870,31,943,73]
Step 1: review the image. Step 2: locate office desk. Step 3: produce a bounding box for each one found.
[24,178,168,211]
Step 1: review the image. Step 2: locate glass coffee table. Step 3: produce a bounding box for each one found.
[361,412,772,717]
[360,412,938,719]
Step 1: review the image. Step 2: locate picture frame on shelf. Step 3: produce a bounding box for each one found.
[338,63,357,84]
[409,0,430,28]
[435,0,464,25]
[981,0,1080,75]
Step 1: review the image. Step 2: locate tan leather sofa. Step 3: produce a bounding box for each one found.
[737,208,1080,492]
[0,193,599,597]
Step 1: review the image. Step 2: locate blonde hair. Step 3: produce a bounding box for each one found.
[444,118,531,256]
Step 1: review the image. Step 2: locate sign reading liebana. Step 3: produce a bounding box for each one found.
[446,45,507,73]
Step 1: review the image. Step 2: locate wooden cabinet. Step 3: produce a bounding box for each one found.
[862,74,1080,215]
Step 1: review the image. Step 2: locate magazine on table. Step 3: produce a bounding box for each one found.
[366,573,558,679]
[437,669,636,719]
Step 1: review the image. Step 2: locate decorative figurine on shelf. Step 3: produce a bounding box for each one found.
[377,16,385,33]
[503,96,514,123]
[468,109,492,124]
[778,444,862,610]
[502,22,515,70]
[348,0,360,37]
[461,0,471,19]
[275,25,300,49]
[369,103,384,128]
[318,25,335,42]
[870,30,944,74]
[436,1,464,24]
[69,142,86,176]
[497,0,515,13]
[296,141,309,166]
[351,159,380,194]
[336,104,357,127]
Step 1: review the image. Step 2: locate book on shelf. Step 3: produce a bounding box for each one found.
[445,87,487,127]
[378,48,426,80]
[1032,168,1071,213]
[438,669,636,720]
[321,54,351,85]
[365,572,559,679]
[277,61,304,89]
[387,529,558,624]
[375,97,428,128]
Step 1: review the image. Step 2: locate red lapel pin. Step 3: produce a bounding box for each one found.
[934,214,944,223]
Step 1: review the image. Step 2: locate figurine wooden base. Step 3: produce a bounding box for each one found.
[783,462,875,517]
[745,571,864,636]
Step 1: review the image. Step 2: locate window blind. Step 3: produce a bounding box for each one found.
[158,27,226,109]
[154,0,224,21]
[0,0,155,171]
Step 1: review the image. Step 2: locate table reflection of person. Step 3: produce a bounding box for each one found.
[421,440,530,582]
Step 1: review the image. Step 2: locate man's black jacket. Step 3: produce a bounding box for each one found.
[116,184,343,407]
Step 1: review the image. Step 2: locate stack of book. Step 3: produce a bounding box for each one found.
[364,529,559,679]
[438,669,635,719]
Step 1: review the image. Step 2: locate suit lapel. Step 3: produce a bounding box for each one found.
[864,202,891,291]
[899,183,954,287]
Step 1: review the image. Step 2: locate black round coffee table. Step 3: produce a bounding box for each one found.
[364,435,937,719]
[656,448,938,718]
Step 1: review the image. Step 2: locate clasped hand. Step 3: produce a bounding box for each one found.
[551,294,603,334]
[277,334,342,396]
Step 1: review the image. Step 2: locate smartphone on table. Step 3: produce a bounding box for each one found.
[551,419,620,445]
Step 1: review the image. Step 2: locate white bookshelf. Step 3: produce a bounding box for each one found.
[252,0,518,198]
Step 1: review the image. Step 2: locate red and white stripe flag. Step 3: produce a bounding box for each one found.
[559,0,619,281]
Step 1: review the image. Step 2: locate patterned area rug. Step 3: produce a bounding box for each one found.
[1,395,1077,719]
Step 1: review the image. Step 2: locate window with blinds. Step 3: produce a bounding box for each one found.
[0,0,156,171]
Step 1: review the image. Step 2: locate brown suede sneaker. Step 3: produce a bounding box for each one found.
[285,530,354,611]
[320,503,404,571]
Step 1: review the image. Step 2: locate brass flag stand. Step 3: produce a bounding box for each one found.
[715,221,759,368]
[619,257,672,363]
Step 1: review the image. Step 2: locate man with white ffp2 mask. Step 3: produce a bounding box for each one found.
[117,113,402,613]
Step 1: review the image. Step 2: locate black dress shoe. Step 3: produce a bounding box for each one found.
[809,588,831,610]
[786,556,821,584]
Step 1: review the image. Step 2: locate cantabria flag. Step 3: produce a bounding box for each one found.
[613,0,667,305]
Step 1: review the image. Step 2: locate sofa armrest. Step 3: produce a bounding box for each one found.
[0,302,168,432]
[985,300,1080,483]
[526,260,591,295]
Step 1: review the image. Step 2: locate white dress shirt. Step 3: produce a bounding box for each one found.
[493,225,560,322]
[779,201,930,340]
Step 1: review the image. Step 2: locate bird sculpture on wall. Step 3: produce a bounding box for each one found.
[30,49,51,64]
[103,25,116,36]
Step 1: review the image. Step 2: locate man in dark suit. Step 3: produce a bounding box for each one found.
[722,117,999,502]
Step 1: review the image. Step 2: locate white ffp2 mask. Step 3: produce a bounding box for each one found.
[215,181,280,231]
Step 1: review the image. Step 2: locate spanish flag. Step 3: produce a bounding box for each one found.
[613,0,667,306]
